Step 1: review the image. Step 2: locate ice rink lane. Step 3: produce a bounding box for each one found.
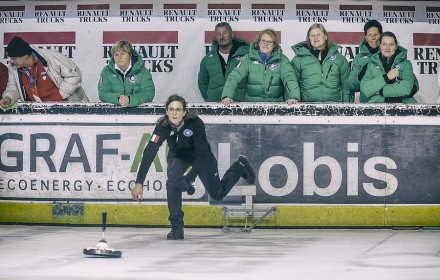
[0,225,439,280]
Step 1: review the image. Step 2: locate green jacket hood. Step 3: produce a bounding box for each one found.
[370,45,408,68]
[249,46,286,64]
[107,49,144,73]
[210,37,249,57]
[291,41,341,60]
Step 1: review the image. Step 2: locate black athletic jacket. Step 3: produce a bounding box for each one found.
[135,111,211,184]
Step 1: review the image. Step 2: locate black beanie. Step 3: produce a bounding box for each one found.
[6,36,32,57]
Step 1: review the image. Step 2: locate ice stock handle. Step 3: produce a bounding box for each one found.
[102,211,107,232]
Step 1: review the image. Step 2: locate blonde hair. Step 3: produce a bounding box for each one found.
[306,23,331,49]
[253,29,280,51]
[111,40,133,57]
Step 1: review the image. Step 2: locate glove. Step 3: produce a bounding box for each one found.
[358,64,368,81]
[175,176,192,192]
[187,186,195,195]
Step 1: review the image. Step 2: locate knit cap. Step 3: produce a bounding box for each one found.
[6,36,32,57]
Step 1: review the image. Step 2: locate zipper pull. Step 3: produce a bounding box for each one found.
[326,65,333,79]
[267,76,273,91]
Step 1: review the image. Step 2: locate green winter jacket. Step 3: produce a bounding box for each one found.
[98,49,155,107]
[291,42,350,102]
[360,46,418,104]
[348,38,378,103]
[198,38,249,102]
[221,46,300,102]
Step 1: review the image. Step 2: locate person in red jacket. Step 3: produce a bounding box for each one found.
[131,94,256,240]
[0,36,88,109]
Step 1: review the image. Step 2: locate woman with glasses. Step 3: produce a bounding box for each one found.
[291,23,350,103]
[131,94,256,240]
[221,28,300,105]
[98,40,155,107]
[360,31,418,103]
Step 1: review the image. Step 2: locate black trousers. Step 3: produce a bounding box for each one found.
[166,153,243,228]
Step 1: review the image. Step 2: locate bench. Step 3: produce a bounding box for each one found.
[222,185,276,233]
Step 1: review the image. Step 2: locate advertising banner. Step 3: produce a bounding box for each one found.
[1,103,439,205]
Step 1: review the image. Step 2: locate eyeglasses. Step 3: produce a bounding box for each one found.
[260,39,274,45]
[167,108,184,114]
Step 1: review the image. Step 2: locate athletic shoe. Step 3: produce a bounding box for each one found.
[236,155,256,184]
[167,227,184,240]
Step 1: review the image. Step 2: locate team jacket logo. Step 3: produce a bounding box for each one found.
[330,54,337,61]
[129,75,137,83]
[269,63,277,70]
[183,129,193,137]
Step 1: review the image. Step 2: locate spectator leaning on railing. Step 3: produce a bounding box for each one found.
[221,28,300,105]
[348,20,383,103]
[291,23,350,103]
[98,40,155,107]
[0,36,88,109]
[360,31,419,103]
[198,22,249,102]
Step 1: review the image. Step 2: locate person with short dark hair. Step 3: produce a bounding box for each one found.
[360,31,419,103]
[98,40,155,107]
[198,22,249,102]
[222,28,300,105]
[348,20,383,102]
[131,94,256,240]
[291,23,350,102]
[0,36,88,109]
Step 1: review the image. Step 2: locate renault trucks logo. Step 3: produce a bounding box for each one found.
[120,4,152,23]
[383,5,415,24]
[3,32,76,59]
[163,4,196,22]
[296,4,329,22]
[35,5,66,23]
[103,31,178,73]
[413,33,440,75]
[77,4,109,23]
[0,5,25,24]
[208,4,241,22]
[252,4,285,22]
[339,5,372,23]
[426,6,440,25]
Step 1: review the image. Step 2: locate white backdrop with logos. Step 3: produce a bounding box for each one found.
[0,0,439,103]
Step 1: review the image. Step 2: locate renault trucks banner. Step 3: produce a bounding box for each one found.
[0,0,439,103]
